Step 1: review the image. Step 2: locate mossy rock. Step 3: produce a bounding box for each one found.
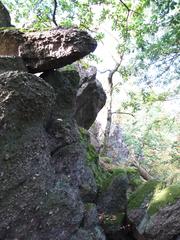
[79,127,143,196]
[128,179,180,216]
[148,184,180,215]
[128,180,164,211]
[79,127,108,189]
[126,167,143,190]
[99,166,143,193]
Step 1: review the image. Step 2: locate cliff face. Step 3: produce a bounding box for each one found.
[0,69,106,239]
[0,6,106,238]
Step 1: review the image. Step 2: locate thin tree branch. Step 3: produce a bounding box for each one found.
[119,0,130,12]
[112,111,135,117]
[52,0,58,27]
[119,0,140,15]
[98,69,112,74]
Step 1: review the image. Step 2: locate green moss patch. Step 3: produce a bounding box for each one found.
[79,127,108,188]
[128,179,180,216]
[126,167,143,190]
[79,127,142,193]
[128,180,164,210]
[148,184,180,215]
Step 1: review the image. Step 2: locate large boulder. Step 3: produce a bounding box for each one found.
[0,1,12,27]
[75,65,106,129]
[97,175,128,215]
[0,28,97,73]
[0,71,64,238]
[127,180,180,240]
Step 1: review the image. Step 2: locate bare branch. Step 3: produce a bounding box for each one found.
[98,69,112,74]
[119,0,131,12]
[52,0,58,27]
[112,111,135,117]
[119,0,140,15]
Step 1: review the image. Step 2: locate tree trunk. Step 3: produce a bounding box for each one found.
[130,160,153,181]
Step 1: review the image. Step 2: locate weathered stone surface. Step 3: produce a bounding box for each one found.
[0,72,60,238]
[144,199,180,240]
[40,69,97,201]
[0,28,97,72]
[0,1,11,27]
[84,203,99,229]
[0,70,103,239]
[71,227,106,240]
[75,65,106,129]
[0,30,24,56]
[0,56,27,74]
[89,121,102,152]
[97,175,128,215]
[20,28,97,73]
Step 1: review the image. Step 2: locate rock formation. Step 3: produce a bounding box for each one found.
[75,65,106,129]
[0,3,105,238]
[0,67,105,240]
[0,28,97,73]
[0,56,27,74]
[0,2,180,240]
[97,175,128,238]
[0,1,12,27]
[106,124,129,164]
[127,180,180,240]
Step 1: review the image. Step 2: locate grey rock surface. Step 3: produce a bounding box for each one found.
[40,69,97,201]
[0,56,27,74]
[97,175,128,215]
[144,199,180,240]
[0,28,97,72]
[20,28,97,73]
[71,227,106,240]
[97,175,128,238]
[75,66,106,129]
[106,124,129,164]
[0,1,11,27]
[0,29,24,56]
[0,70,106,239]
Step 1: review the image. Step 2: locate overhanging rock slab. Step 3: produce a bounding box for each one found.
[0,28,97,73]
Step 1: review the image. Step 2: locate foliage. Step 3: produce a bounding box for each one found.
[119,100,180,183]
